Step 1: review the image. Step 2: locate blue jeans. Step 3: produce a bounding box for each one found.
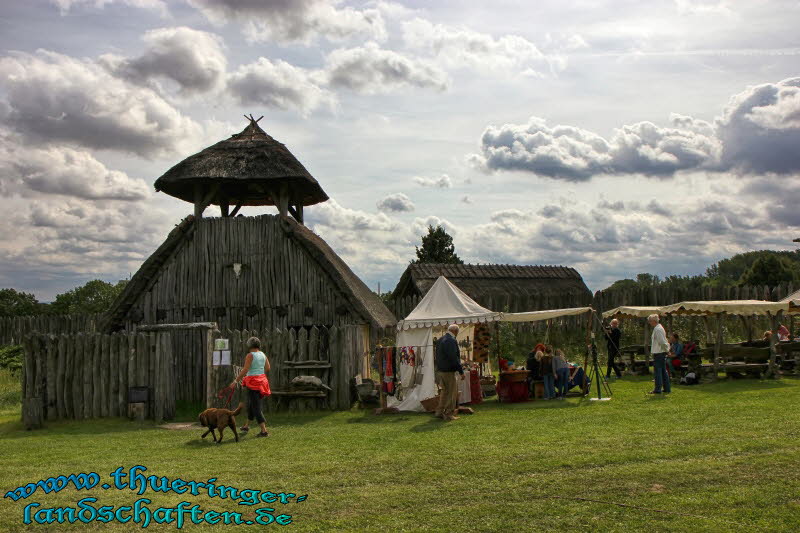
[556,368,569,397]
[653,353,671,393]
[543,374,555,399]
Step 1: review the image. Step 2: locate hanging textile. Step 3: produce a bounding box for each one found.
[383,347,396,396]
[473,323,491,363]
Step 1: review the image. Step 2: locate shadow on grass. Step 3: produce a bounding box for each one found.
[0,417,161,439]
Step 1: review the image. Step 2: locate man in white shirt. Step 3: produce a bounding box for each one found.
[648,314,671,394]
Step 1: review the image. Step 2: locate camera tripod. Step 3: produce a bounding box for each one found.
[585,340,612,401]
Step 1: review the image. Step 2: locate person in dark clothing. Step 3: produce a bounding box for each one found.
[526,349,542,397]
[539,351,555,400]
[434,324,464,420]
[603,319,623,378]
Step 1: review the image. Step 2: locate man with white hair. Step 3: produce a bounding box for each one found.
[648,314,671,394]
[604,318,623,378]
[434,324,465,421]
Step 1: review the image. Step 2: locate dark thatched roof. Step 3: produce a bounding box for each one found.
[100,215,395,332]
[99,216,196,332]
[154,119,328,207]
[392,263,591,300]
[278,216,396,329]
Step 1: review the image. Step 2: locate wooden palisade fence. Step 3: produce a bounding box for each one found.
[21,324,365,428]
[208,325,364,413]
[21,332,173,430]
[0,313,101,346]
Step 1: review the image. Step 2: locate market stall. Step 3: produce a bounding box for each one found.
[386,276,502,412]
[497,307,594,401]
[601,306,663,373]
[659,299,800,378]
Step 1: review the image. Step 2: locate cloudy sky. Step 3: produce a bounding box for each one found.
[1,0,799,300]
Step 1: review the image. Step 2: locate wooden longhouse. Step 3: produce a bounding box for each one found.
[391,263,592,319]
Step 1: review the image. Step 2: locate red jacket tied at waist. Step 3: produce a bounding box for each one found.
[243,374,271,398]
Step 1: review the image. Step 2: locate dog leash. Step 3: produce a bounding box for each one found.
[217,383,237,408]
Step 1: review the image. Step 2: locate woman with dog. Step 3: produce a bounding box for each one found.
[231,337,271,438]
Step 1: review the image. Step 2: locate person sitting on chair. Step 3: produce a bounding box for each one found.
[526,349,543,397]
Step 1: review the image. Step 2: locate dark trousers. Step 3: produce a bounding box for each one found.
[247,388,266,424]
[653,353,671,393]
[606,353,622,378]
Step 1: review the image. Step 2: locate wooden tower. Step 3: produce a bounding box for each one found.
[154,115,328,223]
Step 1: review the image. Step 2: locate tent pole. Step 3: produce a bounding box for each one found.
[768,311,780,379]
[583,310,592,393]
[713,313,723,382]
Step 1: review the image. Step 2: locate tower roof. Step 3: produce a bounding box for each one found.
[154,116,328,207]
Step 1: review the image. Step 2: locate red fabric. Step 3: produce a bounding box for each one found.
[469,369,482,404]
[243,374,271,398]
[496,381,528,403]
[499,358,509,371]
[671,358,682,369]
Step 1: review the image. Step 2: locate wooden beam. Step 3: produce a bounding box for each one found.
[768,311,781,378]
[277,184,289,217]
[193,184,220,218]
[137,322,218,332]
[287,204,304,224]
[220,197,229,217]
[713,313,723,381]
[193,184,203,219]
[229,203,243,217]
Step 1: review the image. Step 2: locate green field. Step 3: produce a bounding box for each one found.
[1,370,799,532]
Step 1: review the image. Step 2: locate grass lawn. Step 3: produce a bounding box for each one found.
[1,372,799,532]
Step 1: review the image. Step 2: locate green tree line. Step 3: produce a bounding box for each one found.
[605,250,800,292]
[0,280,127,318]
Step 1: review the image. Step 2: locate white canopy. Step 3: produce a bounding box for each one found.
[602,306,662,319]
[659,300,798,316]
[502,307,593,322]
[396,276,502,330]
[781,289,800,303]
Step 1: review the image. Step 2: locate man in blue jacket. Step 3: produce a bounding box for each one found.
[434,324,464,421]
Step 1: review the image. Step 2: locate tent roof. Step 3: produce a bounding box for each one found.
[397,276,502,330]
[660,300,798,316]
[781,289,800,303]
[602,306,662,319]
[502,307,593,323]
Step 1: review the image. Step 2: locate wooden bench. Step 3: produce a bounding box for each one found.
[270,389,328,410]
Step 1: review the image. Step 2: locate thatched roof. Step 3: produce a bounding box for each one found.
[278,217,396,329]
[100,214,395,332]
[154,118,328,207]
[392,263,591,300]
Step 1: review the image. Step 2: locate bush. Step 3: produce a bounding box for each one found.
[0,345,23,377]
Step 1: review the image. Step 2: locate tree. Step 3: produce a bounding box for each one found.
[413,225,463,264]
[50,280,128,315]
[738,255,799,287]
[0,289,40,317]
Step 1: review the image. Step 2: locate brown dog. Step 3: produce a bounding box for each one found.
[198,403,243,444]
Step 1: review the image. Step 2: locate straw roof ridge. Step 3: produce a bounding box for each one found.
[100,215,197,332]
[392,262,592,300]
[278,216,397,329]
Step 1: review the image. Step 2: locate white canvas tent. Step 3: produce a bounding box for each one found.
[388,276,595,412]
[389,276,501,412]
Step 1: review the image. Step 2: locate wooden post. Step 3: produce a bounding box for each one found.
[220,198,229,217]
[642,319,651,375]
[713,313,723,382]
[194,184,204,219]
[205,327,214,408]
[277,184,289,217]
[768,311,781,378]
